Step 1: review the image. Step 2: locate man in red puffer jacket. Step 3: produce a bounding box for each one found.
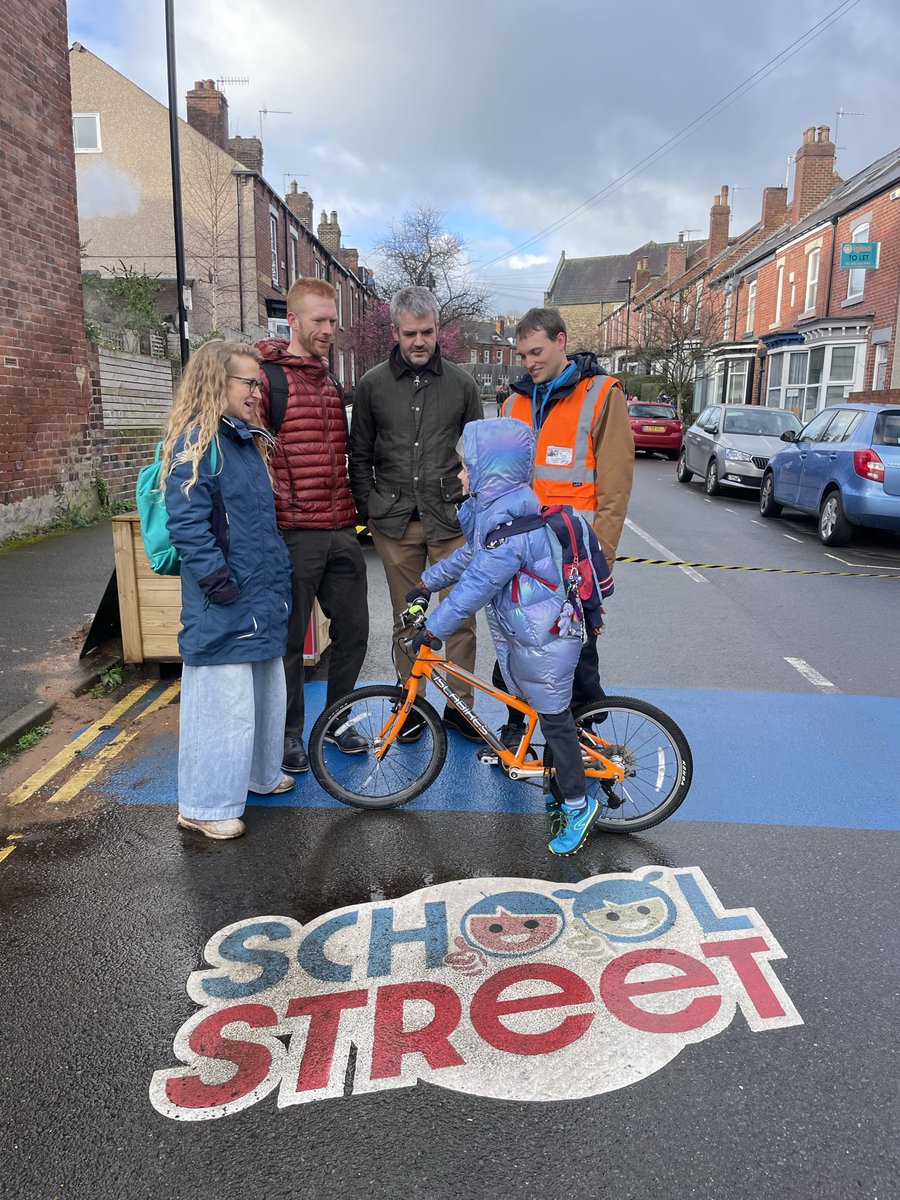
[256,278,368,772]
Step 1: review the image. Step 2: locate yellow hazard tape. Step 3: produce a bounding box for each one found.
[614,556,900,579]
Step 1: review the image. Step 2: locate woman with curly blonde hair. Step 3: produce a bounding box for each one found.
[163,340,294,839]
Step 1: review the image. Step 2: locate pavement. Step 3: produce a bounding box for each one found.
[0,521,121,748]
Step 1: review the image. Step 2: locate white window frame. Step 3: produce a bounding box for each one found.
[847,221,870,300]
[73,113,101,152]
[269,211,280,287]
[804,247,820,314]
[773,261,784,327]
[289,230,298,285]
[336,281,344,329]
[470,349,477,364]
[723,289,733,340]
[350,349,357,386]
[745,280,757,334]
[482,349,490,363]
[872,342,888,390]
[766,342,864,416]
[694,281,703,332]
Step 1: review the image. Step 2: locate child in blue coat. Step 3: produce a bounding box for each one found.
[409,418,605,856]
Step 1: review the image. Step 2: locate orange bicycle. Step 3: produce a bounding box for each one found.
[308,609,693,832]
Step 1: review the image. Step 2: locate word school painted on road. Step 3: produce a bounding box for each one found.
[150,866,802,1120]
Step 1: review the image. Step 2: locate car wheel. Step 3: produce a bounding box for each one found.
[676,450,693,483]
[759,472,782,518]
[704,458,721,496]
[819,490,852,546]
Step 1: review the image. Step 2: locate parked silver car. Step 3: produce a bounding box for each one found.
[677,404,802,495]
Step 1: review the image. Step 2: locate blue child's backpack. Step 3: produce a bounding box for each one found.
[136,439,218,575]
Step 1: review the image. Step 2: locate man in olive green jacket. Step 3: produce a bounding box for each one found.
[349,287,483,737]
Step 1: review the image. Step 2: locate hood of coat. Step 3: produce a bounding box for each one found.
[463,418,536,509]
[255,337,330,380]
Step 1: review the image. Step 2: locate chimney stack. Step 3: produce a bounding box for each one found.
[791,124,836,225]
[226,135,263,174]
[666,233,688,283]
[317,210,342,254]
[707,184,731,260]
[186,79,229,148]
[634,256,651,292]
[286,182,314,229]
[338,247,360,277]
[760,185,789,229]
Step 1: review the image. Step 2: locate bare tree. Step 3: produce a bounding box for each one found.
[371,202,491,326]
[182,137,241,335]
[630,285,726,419]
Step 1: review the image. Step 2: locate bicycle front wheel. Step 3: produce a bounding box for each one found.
[575,696,693,833]
[309,686,447,810]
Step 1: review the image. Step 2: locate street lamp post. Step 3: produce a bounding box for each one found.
[616,277,633,384]
[165,0,190,368]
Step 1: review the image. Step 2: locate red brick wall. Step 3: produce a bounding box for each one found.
[0,0,99,536]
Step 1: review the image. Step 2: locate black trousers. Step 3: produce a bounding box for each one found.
[537,708,586,801]
[493,634,606,725]
[281,527,368,737]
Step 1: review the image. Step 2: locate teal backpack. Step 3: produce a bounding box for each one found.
[136,440,219,575]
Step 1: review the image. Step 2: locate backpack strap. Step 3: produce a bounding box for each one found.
[484,513,546,548]
[261,363,289,435]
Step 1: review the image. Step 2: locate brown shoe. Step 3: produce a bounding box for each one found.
[177,816,245,840]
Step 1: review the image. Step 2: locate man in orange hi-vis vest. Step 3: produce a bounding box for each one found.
[490,307,634,751]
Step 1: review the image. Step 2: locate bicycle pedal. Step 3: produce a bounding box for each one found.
[476,748,499,766]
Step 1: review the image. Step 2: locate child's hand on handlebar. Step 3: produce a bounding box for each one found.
[409,627,439,652]
[404,582,432,609]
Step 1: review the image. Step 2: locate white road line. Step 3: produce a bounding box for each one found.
[725,508,738,513]
[825,551,900,572]
[624,518,707,582]
[750,519,765,526]
[782,533,803,542]
[784,657,837,690]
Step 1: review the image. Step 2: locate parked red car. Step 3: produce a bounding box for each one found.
[628,402,683,459]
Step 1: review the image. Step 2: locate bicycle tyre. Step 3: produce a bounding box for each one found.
[574,695,693,833]
[309,685,447,810]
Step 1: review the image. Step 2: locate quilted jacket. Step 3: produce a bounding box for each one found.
[421,418,582,715]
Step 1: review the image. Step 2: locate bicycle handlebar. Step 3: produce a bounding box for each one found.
[399,604,442,651]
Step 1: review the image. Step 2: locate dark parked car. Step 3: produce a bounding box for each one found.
[678,404,802,494]
[760,402,900,545]
[628,402,683,459]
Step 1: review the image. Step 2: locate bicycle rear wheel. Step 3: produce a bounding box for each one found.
[309,685,447,809]
[574,696,692,833]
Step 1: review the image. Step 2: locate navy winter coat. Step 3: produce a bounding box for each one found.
[422,418,581,715]
[165,416,292,666]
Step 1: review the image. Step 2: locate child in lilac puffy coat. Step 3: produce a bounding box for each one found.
[412,418,601,856]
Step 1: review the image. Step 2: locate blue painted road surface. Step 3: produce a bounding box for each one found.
[99,680,900,830]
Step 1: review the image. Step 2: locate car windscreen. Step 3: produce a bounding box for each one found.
[873,410,900,446]
[629,405,677,419]
[722,409,802,436]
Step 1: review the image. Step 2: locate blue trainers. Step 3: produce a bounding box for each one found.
[548,796,599,856]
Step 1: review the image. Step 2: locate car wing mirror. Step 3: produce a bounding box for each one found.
[780,430,797,442]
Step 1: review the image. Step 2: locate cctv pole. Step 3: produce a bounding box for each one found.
[165,0,190,368]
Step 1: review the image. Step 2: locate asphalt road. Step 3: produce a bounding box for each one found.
[2,457,899,1200]
[0,522,114,721]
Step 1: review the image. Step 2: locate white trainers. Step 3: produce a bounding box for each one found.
[249,773,296,796]
[177,815,245,840]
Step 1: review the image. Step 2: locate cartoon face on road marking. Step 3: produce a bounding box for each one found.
[581,897,670,939]
[462,891,565,957]
[555,872,676,943]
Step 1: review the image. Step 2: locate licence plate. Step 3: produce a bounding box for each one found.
[643,425,665,433]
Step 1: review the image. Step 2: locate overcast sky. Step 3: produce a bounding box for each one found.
[67,0,898,314]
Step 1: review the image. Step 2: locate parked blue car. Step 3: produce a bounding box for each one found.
[759,402,900,545]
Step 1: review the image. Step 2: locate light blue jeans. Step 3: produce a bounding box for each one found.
[178,658,287,820]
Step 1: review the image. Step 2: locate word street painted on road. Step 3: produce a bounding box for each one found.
[150,867,802,1120]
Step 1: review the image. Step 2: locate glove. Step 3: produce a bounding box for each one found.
[409,628,434,652]
[404,583,431,606]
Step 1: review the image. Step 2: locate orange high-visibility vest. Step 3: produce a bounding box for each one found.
[503,375,620,515]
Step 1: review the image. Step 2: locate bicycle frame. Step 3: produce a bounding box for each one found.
[376,645,625,785]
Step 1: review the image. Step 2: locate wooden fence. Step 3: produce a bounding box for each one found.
[99,349,175,429]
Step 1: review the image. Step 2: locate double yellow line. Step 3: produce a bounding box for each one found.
[7,680,181,808]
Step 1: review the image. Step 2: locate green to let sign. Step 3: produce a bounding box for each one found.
[840,242,880,270]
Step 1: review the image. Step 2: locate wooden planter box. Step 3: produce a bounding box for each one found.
[111,512,330,665]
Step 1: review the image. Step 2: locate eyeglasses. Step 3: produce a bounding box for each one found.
[227,375,263,393]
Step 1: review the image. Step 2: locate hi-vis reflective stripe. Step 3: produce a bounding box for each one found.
[615,555,900,578]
